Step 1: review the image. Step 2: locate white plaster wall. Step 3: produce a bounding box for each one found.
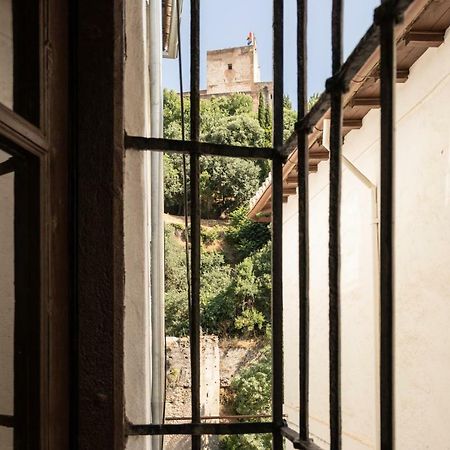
[283,29,450,450]
[0,149,14,449]
[124,1,152,449]
[0,0,13,108]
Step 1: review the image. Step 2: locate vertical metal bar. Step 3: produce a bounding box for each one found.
[377,2,397,448]
[190,0,201,449]
[297,0,310,443]
[272,0,284,449]
[329,0,343,449]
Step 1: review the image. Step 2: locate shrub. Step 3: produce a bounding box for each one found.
[164,224,190,336]
[226,207,270,262]
[200,225,223,246]
[234,307,265,335]
[220,346,272,450]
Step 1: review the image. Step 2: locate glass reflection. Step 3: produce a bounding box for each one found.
[0,0,40,125]
[0,148,15,449]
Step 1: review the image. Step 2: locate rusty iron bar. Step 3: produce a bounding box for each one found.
[272,0,285,449]
[375,1,400,448]
[280,426,324,450]
[328,0,343,449]
[127,421,275,436]
[290,0,414,152]
[125,135,275,159]
[175,0,192,360]
[165,414,274,421]
[297,0,310,442]
[0,415,15,428]
[0,158,16,175]
[190,0,201,449]
[121,0,417,444]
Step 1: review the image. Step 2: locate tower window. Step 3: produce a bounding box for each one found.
[227,63,232,70]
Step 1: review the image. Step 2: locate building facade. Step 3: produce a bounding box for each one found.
[248,3,450,448]
[199,41,273,110]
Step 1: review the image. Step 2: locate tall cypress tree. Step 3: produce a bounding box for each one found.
[258,91,265,127]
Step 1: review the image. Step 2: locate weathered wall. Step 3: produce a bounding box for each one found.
[0,149,14,449]
[206,45,258,95]
[202,44,273,111]
[283,29,450,449]
[164,336,220,450]
[123,0,152,449]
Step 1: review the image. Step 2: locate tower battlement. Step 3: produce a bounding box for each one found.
[200,38,273,110]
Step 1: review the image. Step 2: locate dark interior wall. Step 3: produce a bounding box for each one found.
[73,0,125,448]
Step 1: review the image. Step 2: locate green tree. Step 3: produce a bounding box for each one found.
[308,92,320,111]
[163,90,269,218]
[164,224,190,336]
[258,91,265,127]
[220,346,272,449]
[200,157,261,218]
[202,242,272,338]
[226,206,270,262]
[204,114,265,147]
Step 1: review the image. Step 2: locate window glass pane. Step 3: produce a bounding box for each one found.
[0,148,14,449]
[0,1,14,109]
[0,0,40,125]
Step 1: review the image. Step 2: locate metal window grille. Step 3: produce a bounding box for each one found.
[125,0,409,448]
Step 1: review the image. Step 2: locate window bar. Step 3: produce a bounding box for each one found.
[272,0,284,448]
[190,0,201,448]
[297,0,310,444]
[124,135,275,159]
[0,415,14,428]
[328,0,343,448]
[0,158,16,176]
[375,1,397,448]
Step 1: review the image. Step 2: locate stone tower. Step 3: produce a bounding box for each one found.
[200,39,273,110]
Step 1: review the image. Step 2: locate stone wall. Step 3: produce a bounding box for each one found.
[164,336,220,450]
[202,44,273,112]
[206,45,257,95]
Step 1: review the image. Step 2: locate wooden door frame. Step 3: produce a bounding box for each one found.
[0,0,71,447]
[72,0,125,449]
[1,0,126,448]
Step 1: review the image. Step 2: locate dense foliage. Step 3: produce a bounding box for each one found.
[220,346,272,450]
[164,221,271,338]
[163,89,298,218]
[163,89,319,449]
[226,206,271,261]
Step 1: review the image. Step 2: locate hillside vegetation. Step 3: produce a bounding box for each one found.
[163,89,298,449]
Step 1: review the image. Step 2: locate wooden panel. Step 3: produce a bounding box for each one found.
[76,0,125,449]
[351,97,381,108]
[343,118,363,129]
[405,30,445,46]
[412,1,450,31]
[309,148,329,161]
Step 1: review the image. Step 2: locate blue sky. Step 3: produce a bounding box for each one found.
[162,0,380,107]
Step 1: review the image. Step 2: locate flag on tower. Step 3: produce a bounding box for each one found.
[246,32,255,46]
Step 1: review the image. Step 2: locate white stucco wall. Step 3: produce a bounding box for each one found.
[283,28,450,449]
[0,149,14,449]
[124,1,152,449]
